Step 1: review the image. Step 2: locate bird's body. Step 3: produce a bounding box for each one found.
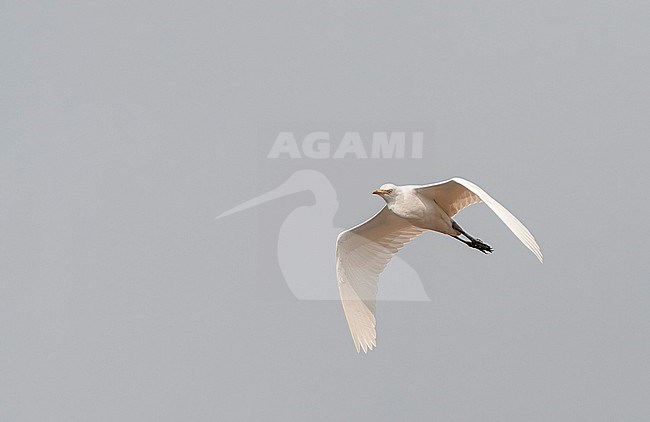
[385,186,457,235]
[336,178,543,353]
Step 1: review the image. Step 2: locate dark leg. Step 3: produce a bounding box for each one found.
[451,235,472,246]
[451,220,493,254]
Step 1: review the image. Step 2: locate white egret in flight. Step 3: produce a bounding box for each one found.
[336,178,543,353]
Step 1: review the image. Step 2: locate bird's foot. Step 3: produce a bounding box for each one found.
[469,239,493,254]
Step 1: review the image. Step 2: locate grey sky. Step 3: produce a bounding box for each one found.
[2,1,649,421]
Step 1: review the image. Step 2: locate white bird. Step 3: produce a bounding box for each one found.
[336,178,543,353]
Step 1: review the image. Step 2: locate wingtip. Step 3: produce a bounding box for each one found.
[353,338,376,354]
[356,344,374,354]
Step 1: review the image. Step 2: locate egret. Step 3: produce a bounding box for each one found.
[336,177,543,353]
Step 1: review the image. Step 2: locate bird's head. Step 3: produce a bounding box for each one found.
[372,183,398,203]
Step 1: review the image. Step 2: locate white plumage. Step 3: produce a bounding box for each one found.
[336,178,543,353]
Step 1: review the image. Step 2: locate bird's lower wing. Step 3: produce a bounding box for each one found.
[336,207,426,353]
[416,178,543,262]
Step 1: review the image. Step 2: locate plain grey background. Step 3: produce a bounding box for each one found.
[2,1,649,421]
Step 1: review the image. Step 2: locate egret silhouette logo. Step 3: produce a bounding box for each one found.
[217,123,433,301]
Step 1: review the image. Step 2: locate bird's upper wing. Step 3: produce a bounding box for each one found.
[336,207,426,353]
[416,178,543,262]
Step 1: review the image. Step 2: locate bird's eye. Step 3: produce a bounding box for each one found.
[386,189,393,194]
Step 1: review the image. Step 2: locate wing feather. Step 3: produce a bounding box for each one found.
[336,207,426,353]
[416,178,543,262]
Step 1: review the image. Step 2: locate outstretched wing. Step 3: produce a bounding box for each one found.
[336,207,426,353]
[416,178,543,263]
